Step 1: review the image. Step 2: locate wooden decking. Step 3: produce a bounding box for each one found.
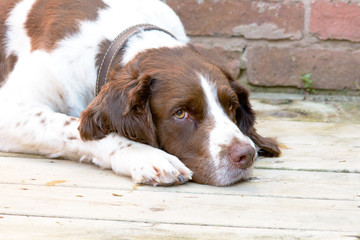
[1,98,359,239]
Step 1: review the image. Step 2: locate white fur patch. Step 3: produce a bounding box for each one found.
[4,0,36,56]
[200,75,256,185]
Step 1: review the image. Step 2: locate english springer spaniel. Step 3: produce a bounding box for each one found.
[0,0,280,186]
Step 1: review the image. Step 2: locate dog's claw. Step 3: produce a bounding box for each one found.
[178,175,184,183]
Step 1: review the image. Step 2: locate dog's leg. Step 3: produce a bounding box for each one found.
[0,105,192,186]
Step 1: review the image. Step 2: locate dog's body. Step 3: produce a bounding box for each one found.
[0,0,280,186]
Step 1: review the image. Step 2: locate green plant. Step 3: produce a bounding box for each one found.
[301,73,316,93]
[354,81,360,90]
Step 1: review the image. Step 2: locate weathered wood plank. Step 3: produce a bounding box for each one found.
[254,120,360,172]
[256,120,360,138]
[0,215,358,240]
[1,183,359,232]
[1,157,359,201]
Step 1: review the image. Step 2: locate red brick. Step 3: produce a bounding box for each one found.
[246,47,360,90]
[310,0,360,42]
[167,0,304,40]
[192,39,245,78]
[195,45,242,78]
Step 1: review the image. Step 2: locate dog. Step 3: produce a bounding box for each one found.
[0,0,280,186]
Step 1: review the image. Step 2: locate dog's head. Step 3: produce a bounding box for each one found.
[79,45,280,186]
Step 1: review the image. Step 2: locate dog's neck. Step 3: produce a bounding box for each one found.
[122,27,185,65]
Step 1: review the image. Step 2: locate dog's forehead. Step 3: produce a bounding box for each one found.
[141,46,229,81]
[152,68,231,104]
[142,46,234,114]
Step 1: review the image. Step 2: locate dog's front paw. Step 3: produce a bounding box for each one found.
[129,149,192,186]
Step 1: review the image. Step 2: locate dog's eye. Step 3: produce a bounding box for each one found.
[174,110,187,119]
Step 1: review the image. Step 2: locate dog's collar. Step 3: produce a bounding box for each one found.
[96,24,177,96]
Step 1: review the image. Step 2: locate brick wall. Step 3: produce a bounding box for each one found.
[163,0,360,92]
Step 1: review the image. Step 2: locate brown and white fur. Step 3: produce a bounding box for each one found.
[0,0,280,186]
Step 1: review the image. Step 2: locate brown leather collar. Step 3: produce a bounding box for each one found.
[96,24,177,96]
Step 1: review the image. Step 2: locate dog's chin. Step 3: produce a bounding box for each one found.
[212,166,254,187]
[191,165,254,186]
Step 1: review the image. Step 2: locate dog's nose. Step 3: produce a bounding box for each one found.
[228,143,255,169]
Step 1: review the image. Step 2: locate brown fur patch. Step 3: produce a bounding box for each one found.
[25,0,108,52]
[249,128,281,157]
[0,0,21,85]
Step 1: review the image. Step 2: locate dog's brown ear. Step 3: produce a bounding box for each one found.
[78,72,159,147]
[249,128,281,157]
